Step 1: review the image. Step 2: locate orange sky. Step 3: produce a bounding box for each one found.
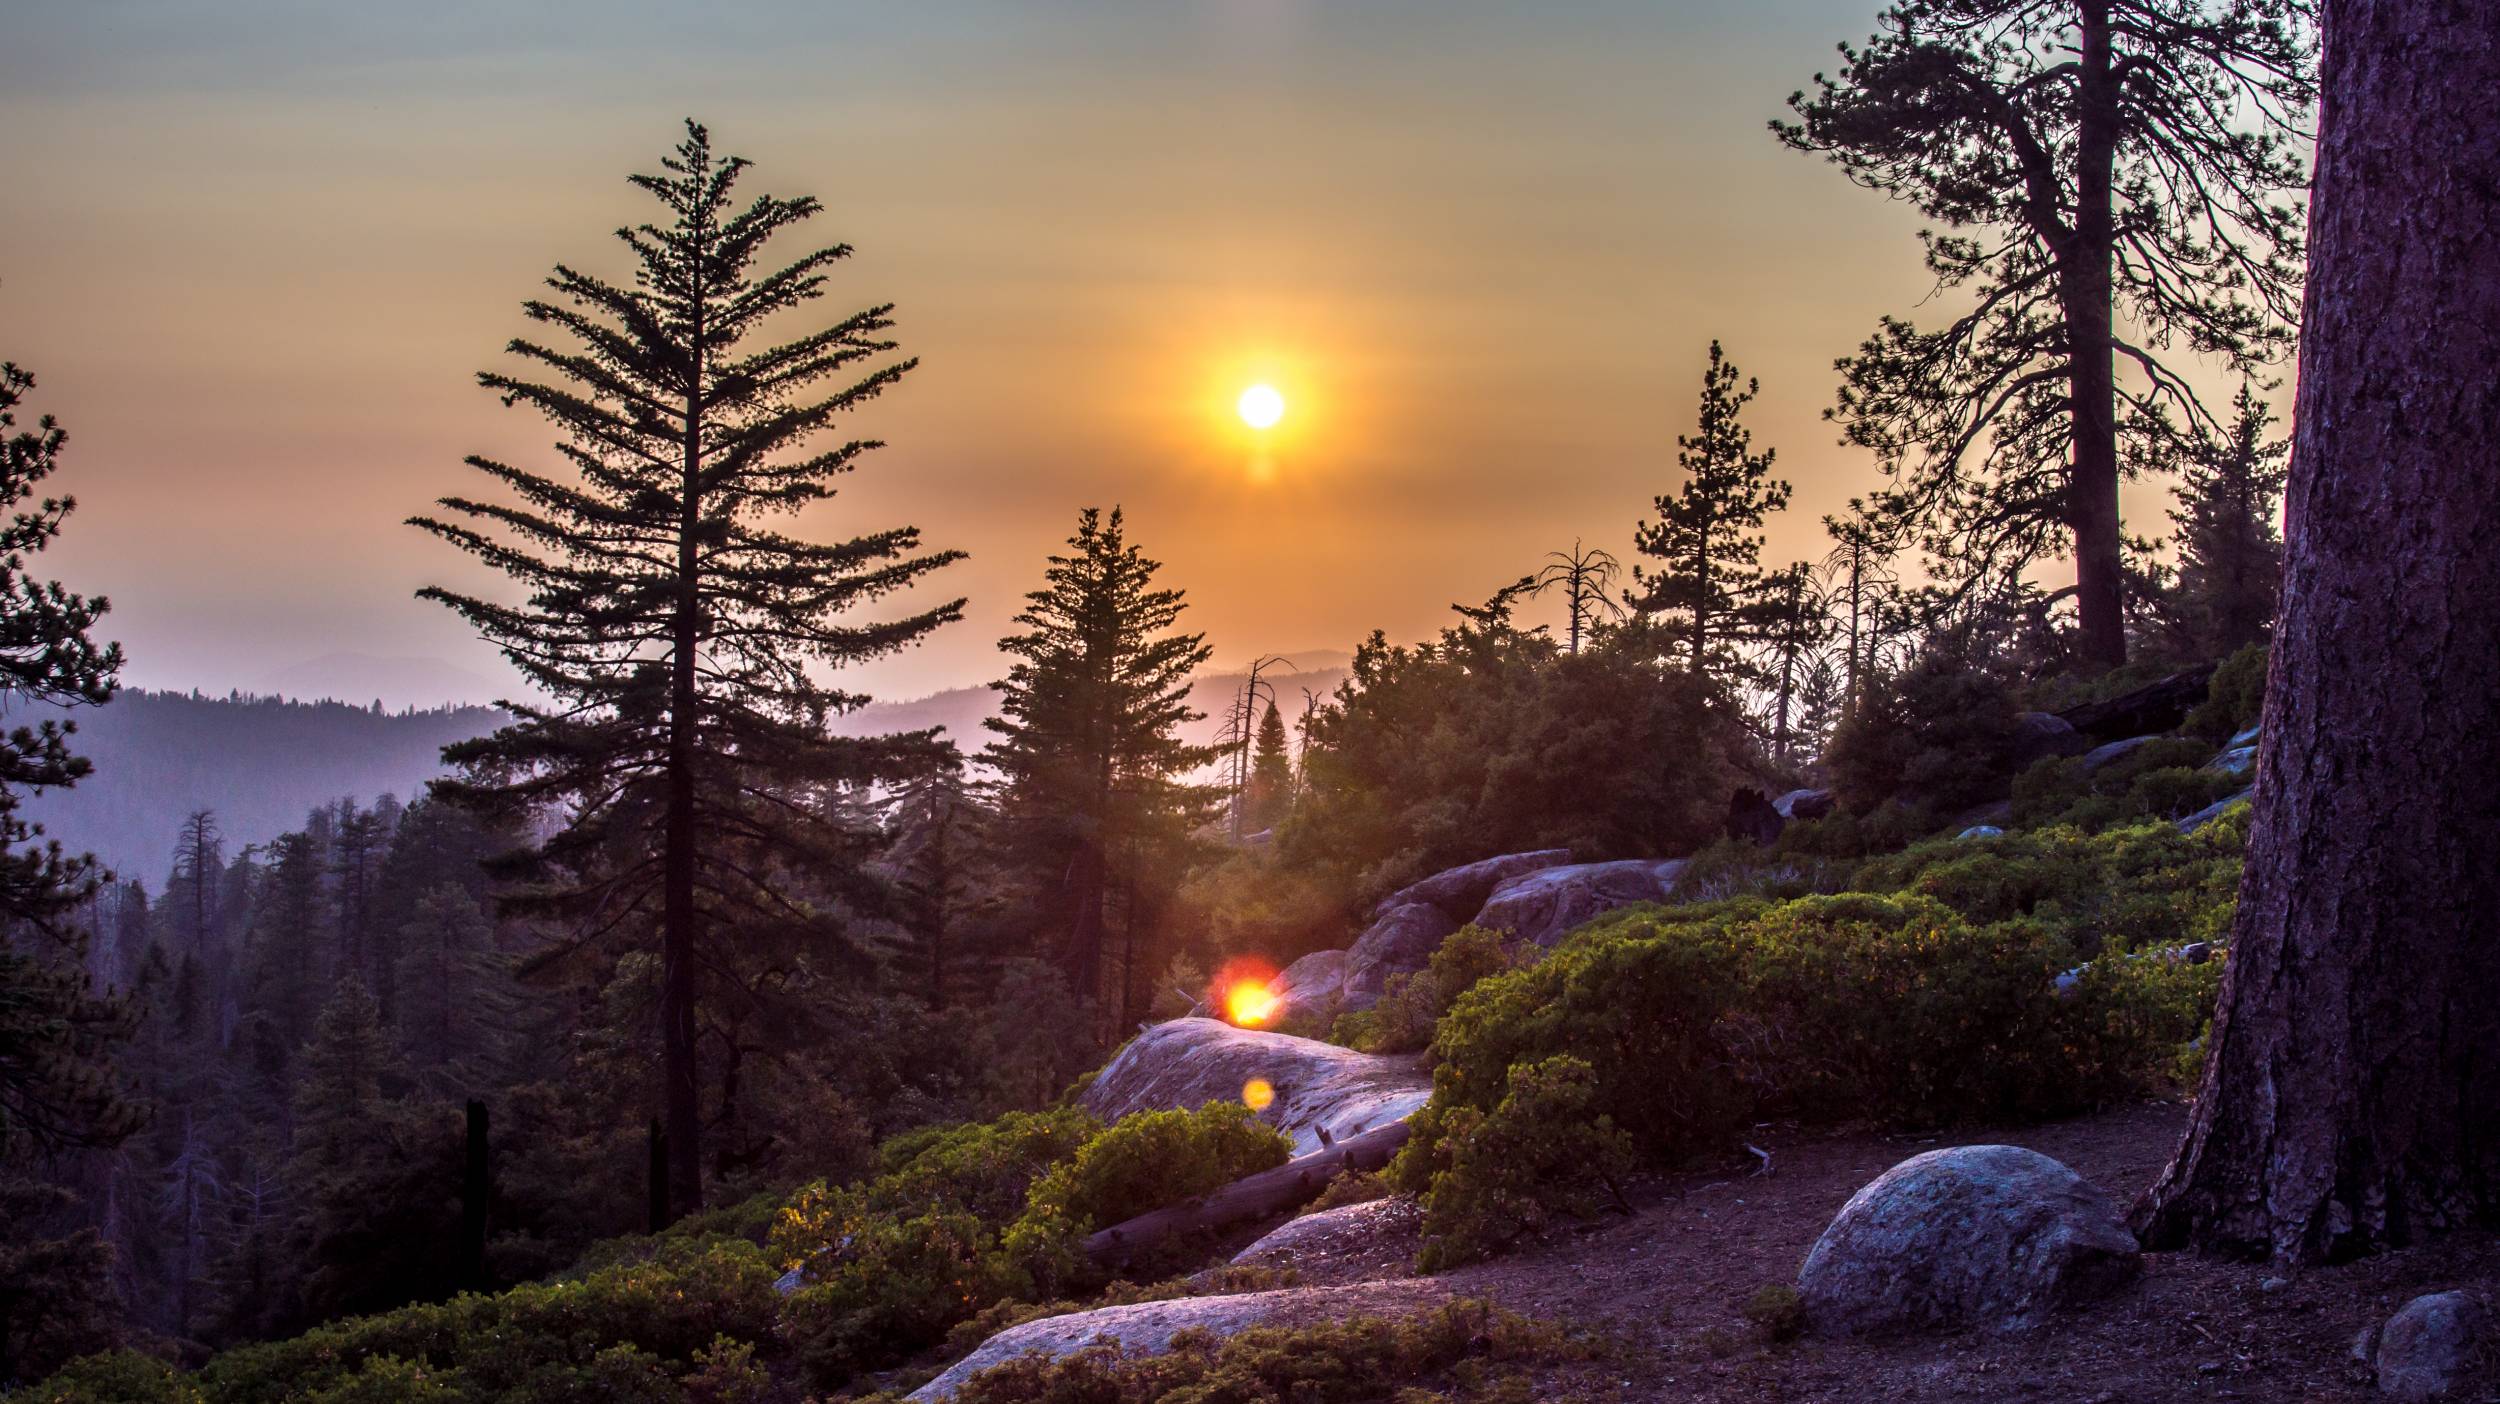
[0,2,2213,707]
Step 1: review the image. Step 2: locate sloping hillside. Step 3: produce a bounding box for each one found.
[8,690,506,882]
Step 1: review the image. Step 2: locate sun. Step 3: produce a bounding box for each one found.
[1236,383,1286,430]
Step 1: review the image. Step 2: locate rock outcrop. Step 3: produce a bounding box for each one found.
[2012,711,2089,764]
[907,1281,1449,1402]
[2374,1291,2493,1401]
[1474,858,1688,949]
[1343,903,1462,1007]
[1230,1197,1420,1271]
[1797,1145,2141,1335]
[2176,790,2253,835]
[1080,1018,1430,1157]
[1267,949,1348,1025]
[1375,848,1573,921]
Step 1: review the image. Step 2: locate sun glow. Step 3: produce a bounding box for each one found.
[1224,979,1280,1027]
[1236,383,1286,430]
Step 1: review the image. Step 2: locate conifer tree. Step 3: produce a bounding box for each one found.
[880,756,995,1011]
[412,122,963,1219]
[1630,342,1793,685]
[1245,700,1293,832]
[1777,0,2313,667]
[984,508,1217,1020]
[392,887,511,1079]
[163,810,223,962]
[0,353,137,1384]
[2165,382,2286,657]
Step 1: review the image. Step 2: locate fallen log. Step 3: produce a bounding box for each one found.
[1082,1120,1413,1269]
[2053,665,2216,741]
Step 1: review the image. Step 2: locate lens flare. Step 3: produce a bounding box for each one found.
[1225,979,1280,1027]
[1242,1077,1276,1111]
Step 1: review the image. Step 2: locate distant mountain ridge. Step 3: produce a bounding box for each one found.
[9,689,508,884]
[14,654,1354,888]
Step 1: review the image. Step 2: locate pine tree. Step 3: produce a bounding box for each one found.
[0,353,137,1384]
[1750,563,1827,768]
[2166,382,2287,658]
[411,122,964,1219]
[2134,0,2500,1262]
[881,756,995,1011]
[163,810,223,962]
[1630,342,1793,684]
[983,507,1218,1022]
[1245,700,1293,832]
[391,886,511,1079]
[1777,0,2313,667]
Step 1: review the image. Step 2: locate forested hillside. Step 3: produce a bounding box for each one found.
[7,692,505,881]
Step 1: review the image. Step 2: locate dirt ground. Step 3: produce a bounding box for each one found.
[1278,1100,2500,1402]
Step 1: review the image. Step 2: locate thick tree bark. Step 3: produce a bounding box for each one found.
[2134,0,2500,1263]
[2066,0,2128,670]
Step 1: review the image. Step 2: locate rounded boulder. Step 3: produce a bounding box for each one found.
[1797,1144,2141,1335]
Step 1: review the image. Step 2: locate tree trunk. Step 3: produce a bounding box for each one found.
[2133,0,2500,1263]
[2065,0,2127,670]
[1083,1121,1412,1269]
[660,316,706,1224]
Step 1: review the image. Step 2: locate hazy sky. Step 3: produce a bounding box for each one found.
[0,1,2199,707]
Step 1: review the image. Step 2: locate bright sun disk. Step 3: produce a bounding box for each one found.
[1237,384,1285,430]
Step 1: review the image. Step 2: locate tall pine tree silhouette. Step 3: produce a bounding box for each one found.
[1630,341,1792,685]
[412,122,962,1219]
[984,508,1216,1025]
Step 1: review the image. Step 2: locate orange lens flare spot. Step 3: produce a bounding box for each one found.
[1242,1077,1276,1111]
[1225,979,1279,1027]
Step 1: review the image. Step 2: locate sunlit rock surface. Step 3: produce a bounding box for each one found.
[1082,1018,1430,1157]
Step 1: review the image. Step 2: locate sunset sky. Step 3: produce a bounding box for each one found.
[0,1,2200,708]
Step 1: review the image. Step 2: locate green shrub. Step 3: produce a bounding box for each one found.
[1394,868,2225,1267]
[781,1210,1021,1385]
[1005,1102,1291,1289]
[1851,820,2243,957]
[1332,924,1520,1054]
[1736,895,2099,1125]
[886,1299,1592,1404]
[192,1238,781,1403]
[1410,903,1757,1170]
[2185,641,2268,741]
[1826,657,2025,815]
[1407,1056,1634,1270]
[11,1351,201,1404]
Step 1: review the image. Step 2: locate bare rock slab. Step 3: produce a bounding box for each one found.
[1474,858,1688,950]
[2376,1291,2493,1401]
[907,1280,1448,1402]
[1082,1018,1430,1157]
[1797,1144,2141,1335]
[1230,1196,1421,1270]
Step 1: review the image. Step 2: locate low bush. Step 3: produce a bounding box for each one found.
[2011,737,2237,831]
[1852,819,2244,957]
[1826,656,2025,816]
[180,1237,782,1403]
[2184,641,2268,741]
[1392,860,2224,1267]
[1405,1055,1634,1270]
[1331,924,1521,1054]
[1005,1102,1291,1290]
